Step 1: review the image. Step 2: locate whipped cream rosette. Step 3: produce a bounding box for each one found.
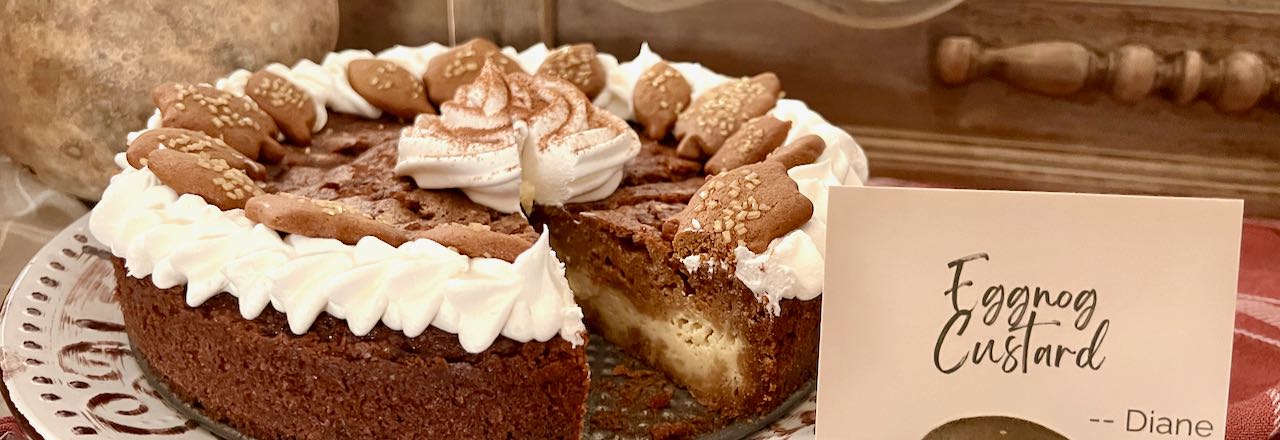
[515,71,641,206]
[395,61,641,213]
[395,62,526,213]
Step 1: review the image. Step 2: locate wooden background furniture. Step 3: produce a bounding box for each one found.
[338,0,1280,217]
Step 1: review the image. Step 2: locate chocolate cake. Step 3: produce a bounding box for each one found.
[115,258,587,440]
[90,38,867,438]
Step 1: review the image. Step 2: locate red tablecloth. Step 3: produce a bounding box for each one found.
[1227,219,1280,440]
[2,221,1277,439]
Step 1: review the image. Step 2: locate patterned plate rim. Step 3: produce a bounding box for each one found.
[0,233,50,439]
[0,215,210,439]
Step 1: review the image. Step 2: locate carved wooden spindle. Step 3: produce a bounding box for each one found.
[936,36,1279,113]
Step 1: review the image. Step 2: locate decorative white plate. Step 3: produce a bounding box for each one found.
[0,215,817,439]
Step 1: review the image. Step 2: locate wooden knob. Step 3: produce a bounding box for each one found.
[936,36,979,85]
[936,37,1099,96]
[936,36,1280,114]
[1160,50,1205,105]
[1106,45,1158,104]
[1210,51,1267,112]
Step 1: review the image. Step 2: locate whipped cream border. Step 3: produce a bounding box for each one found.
[90,154,585,353]
[108,41,868,347]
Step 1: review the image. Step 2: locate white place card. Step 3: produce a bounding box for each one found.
[819,187,1242,439]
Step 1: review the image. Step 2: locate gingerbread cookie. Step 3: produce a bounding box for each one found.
[664,161,812,256]
[348,59,435,119]
[423,38,523,105]
[245,71,316,145]
[152,82,284,163]
[766,134,825,169]
[416,223,533,262]
[673,73,782,159]
[704,115,792,175]
[633,61,692,140]
[146,148,264,211]
[537,44,606,99]
[244,193,410,246]
[127,128,266,180]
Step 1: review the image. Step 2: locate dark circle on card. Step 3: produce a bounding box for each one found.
[922,416,1069,440]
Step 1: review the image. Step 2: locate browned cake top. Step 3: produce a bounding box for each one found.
[96,39,857,350]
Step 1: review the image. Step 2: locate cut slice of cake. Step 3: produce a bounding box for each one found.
[535,159,824,418]
[535,44,865,419]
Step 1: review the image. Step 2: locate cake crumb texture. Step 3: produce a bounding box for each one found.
[115,257,589,440]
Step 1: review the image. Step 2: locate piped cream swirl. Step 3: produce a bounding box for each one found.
[395,63,526,213]
[395,62,640,212]
[517,74,641,206]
